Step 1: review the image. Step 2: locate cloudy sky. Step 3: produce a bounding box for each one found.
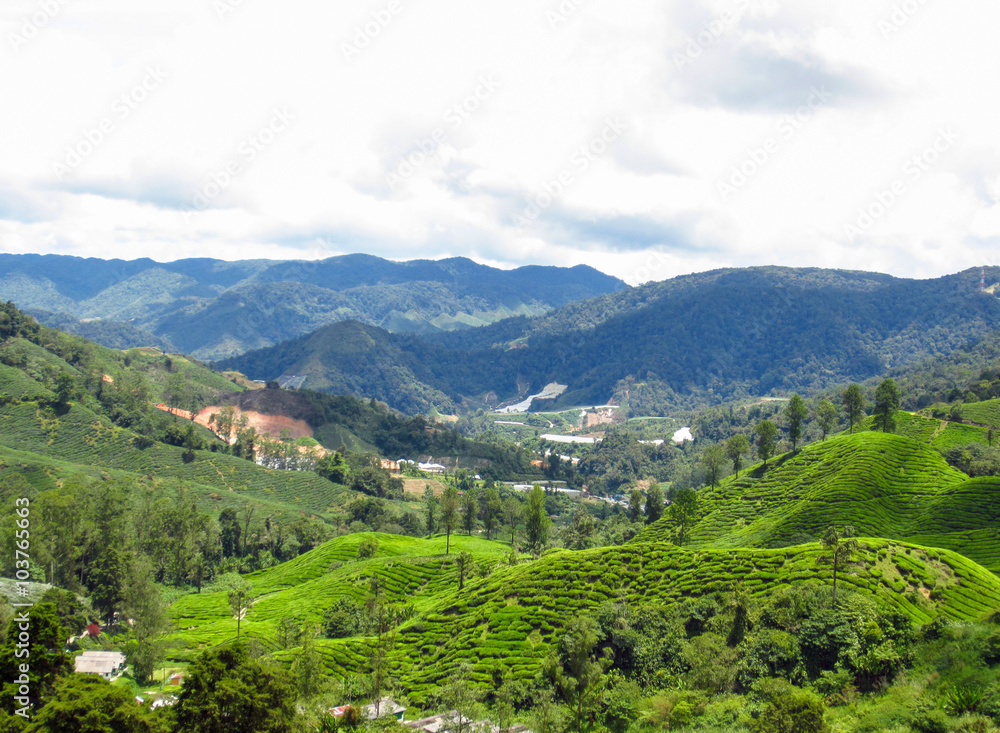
[1,0,998,285]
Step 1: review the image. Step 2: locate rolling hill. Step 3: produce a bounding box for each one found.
[635,430,1000,572]
[0,253,625,360]
[165,531,1000,703]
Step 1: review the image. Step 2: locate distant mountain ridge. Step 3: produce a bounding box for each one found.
[0,252,625,360]
[220,266,1000,415]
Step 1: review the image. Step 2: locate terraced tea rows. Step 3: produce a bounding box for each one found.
[637,431,1000,571]
[166,533,510,658]
[164,531,1000,703]
[0,401,352,517]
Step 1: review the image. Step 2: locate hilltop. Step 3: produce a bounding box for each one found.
[635,430,1000,572]
[0,253,625,360]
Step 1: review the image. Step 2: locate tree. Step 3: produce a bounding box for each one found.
[461,488,479,536]
[291,629,326,702]
[28,674,166,733]
[755,420,779,468]
[440,486,459,555]
[821,525,859,603]
[703,444,727,487]
[671,487,699,546]
[524,485,551,553]
[481,486,503,540]
[424,485,437,537]
[89,548,131,623]
[873,378,901,433]
[726,435,750,477]
[644,486,664,525]
[0,603,71,714]
[456,552,473,590]
[627,490,644,523]
[315,452,350,485]
[122,558,171,684]
[224,575,254,641]
[544,616,608,733]
[815,399,838,441]
[442,663,482,733]
[842,384,865,434]
[753,678,830,733]
[785,394,809,450]
[503,497,522,546]
[174,643,297,733]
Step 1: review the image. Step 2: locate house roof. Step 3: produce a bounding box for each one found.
[74,651,126,675]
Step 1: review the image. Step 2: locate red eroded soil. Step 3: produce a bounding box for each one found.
[155,404,314,442]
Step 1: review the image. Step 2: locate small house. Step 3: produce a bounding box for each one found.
[74,651,127,679]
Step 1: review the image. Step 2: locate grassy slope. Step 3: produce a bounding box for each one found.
[165,532,1000,703]
[636,430,1000,571]
[0,400,352,517]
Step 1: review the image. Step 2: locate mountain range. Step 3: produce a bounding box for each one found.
[0,253,625,360]
[221,266,1000,415]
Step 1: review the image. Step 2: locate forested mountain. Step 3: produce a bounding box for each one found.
[0,253,624,360]
[222,266,1000,415]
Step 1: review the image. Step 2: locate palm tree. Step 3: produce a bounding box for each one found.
[821,525,859,602]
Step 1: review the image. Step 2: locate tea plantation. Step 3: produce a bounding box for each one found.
[636,431,1000,571]
[162,529,1000,703]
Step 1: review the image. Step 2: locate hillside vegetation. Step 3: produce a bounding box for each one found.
[636,430,1000,572]
[223,266,1000,415]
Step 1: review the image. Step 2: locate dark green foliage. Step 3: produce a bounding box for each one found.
[225,266,1000,416]
[524,485,550,553]
[0,604,71,713]
[726,434,750,477]
[756,421,778,467]
[843,384,865,434]
[644,486,664,525]
[785,395,808,450]
[28,675,167,733]
[173,643,297,733]
[874,378,902,433]
[751,678,830,733]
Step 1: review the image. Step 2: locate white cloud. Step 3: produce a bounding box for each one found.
[1,0,1000,283]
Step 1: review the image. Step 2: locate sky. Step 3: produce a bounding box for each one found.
[1,0,999,286]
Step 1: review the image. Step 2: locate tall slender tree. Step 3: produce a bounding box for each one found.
[843,384,866,434]
[441,486,459,555]
[821,525,859,602]
[725,434,750,477]
[785,394,809,450]
[644,485,664,525]
[755,420,778,467]
[703,444,727,487]
[874,378,901,433]
[524,485,550,553]
[816,398,839,440]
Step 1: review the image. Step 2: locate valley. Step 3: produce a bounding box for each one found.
[3,265,1000,732]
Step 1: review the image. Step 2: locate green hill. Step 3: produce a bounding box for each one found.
[164,531,1000,703]
[636,431,1000,571]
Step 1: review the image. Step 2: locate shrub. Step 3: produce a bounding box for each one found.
[751,678,830,733]
[356,537,379,559]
